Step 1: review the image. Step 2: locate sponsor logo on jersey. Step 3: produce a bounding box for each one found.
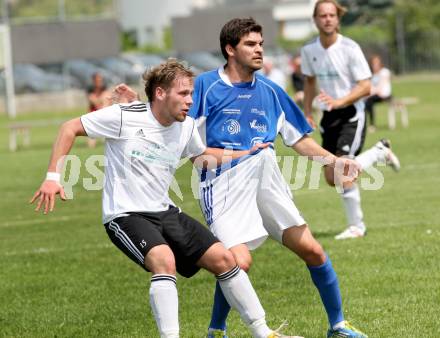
[222,108,241,115]
[222,119,241,135]
[237,94,252,99]
[130,146,178,170]
[251,108,266,116]
[221,141,242,147]
[317,70,339,79]
[249,119,267,133]
[135,129,145,137]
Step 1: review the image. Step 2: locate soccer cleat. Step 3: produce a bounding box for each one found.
[376,139,400,172]
[267,333,304,338]
[327,321,368,337]
[335,225,366,240]
[267,321,304,338]
[207,328,228,338]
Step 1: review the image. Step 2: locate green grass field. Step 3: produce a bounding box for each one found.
[1,74,439,337]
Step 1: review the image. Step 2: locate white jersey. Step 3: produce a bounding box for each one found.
[371,68,391,98]
[80,101,206,224]
[301,34,371,112]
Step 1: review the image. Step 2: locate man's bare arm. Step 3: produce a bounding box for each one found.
[303,76,317,128]
[292,135,337,165]
[30,118,87,214]
[291,135,361,181]
[192,143,271,169]
[318,79,371,111]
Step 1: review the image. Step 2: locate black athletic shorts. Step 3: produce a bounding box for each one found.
[104,207,219,278]
[320,105,366,156]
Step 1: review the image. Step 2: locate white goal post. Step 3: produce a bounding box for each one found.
[0,22,16,118]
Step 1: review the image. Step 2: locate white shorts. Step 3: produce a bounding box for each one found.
[199,148,306,250]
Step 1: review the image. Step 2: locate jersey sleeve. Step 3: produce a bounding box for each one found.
[276,87,314,146]
[300,46,314,77]
[181,118,207,158]
[80,104,122,139]
[350,44,372,81]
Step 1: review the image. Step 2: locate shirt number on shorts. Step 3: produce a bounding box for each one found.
[140,239,147,248]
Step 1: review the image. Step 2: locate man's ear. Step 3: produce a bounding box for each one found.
[155,86,166,101]
[225,44,235,58]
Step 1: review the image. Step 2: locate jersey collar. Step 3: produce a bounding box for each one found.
[318,33,342,51]
[218,66,256,88]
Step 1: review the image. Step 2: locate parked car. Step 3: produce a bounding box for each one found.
[64,59,122,89]
[0,63,80,94]
[179,52,224,72]
[95,57,142,85]
[122,53,165,74]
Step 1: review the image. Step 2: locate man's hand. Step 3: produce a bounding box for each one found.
[334,157,362,186]
[249,142,272,154]
[317,90,344,111]
[111,84,140,104]
[305,114,317,128]
[30,180,67,214]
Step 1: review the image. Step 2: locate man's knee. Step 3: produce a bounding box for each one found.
[233,254,252,272]
[229,244,253,272]
[145,245,176,274]
[302,243,326,266]
[211,248,237,273]
[283,226,326,266]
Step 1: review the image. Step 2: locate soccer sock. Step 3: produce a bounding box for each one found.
[217,266,272,338]
[308,255,344,329]
[341,184,365,229]
[208,281,231,331]
[149,274,179,338]
[355,142,386,170]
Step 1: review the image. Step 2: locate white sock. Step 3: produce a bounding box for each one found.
[356,142,387,170]
[149,274,179,338]
[341,184,365,229]
[217,266,272,338]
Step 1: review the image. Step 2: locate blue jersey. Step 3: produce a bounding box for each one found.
[188,67,312,151]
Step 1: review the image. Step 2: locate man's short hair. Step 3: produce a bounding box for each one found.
[143,59,194,102]
[313,0,347,19]
[219,17,263,60]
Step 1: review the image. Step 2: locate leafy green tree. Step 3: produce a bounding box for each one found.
[339,0,394,25]
[389,0,440,71]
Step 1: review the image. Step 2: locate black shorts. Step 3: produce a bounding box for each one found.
[104,207,219,278]
[320,105,366,156]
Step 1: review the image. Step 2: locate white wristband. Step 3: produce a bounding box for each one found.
[46,172,61,183]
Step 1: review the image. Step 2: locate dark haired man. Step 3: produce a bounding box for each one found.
[301,0,400,241]
[189,17,367,338]
[30,59,300,338]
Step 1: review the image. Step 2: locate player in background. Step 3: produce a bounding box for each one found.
[365,54,392,132]
[86,72,112,148]
[30,60,302,338]
[301,0,400,240]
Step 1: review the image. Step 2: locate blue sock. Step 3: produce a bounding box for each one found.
[208,281,231,331]
[308,255,344,328]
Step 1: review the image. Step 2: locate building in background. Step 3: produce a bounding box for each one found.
[117,0,316,52]
[274,0,316,40]
[117,0,200,48]
[172,3,277,53]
